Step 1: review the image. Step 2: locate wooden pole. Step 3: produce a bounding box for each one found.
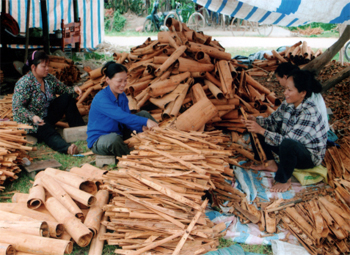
[322,66,350,92]
[40,0,50,54]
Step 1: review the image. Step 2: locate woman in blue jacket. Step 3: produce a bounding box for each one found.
[87,61,158,157]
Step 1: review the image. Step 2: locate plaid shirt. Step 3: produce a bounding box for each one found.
[256,98,327,165]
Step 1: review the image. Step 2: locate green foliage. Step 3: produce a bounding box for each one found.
[129,0,145,16]
[104,11,127,32]
[287,22,338,32]
[218,237,236,248]
[178,1,195,23]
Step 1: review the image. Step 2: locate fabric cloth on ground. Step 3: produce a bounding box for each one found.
[205,244,265,255]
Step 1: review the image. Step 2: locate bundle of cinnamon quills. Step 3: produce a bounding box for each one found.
[250,41,323,76]
[76,18,281,132]
[48,55,81,86]
[0,121,34,190]
[0,94,13,120]
[0,164,108,254]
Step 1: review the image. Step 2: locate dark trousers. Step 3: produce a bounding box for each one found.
[30,93,85,154]
[92,111,156,157]
[250,134,315,183]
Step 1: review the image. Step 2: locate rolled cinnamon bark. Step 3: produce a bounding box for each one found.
[45,197,93,247]
[27,178,45,210]
[84,190,109,237]
[0,242,15,255]
[187,42,231,60]
[195,51,211,64]
[176,98,218,131]
[154,45,187,77]
[217,60,234,97]
[0,203,64,238]
[43,168,97,194]
[88,216,107,255]
[170,84,190,117]
[89,67,103,80]
[148,72,190,97]
[0,220,49,237]
[205,80,224,100]
[58,180,96,207]
[178,58,214,72]
[191,83,207,103]
[149,84,189,109]
[0,230,72,255]
[40,174,84,220]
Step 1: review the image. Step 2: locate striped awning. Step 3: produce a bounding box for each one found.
[2,0,104,49]
[193,0,350,27]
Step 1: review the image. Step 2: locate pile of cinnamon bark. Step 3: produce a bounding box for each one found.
[250,41,323,76]
[100,127,243,254]
[76,19,281,131]
[48,55,81,86]
[0,121,34,191]
[0,95,13,120]
[0,164,108,254]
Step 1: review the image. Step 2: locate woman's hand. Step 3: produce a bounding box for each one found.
[32,115,45,126]
[143,119,158,131]
[244,120,265,135]
[74,86,83,99]
[240,115,256,124]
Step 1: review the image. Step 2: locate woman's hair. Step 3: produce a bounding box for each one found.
[22,50,49,74]
[101,61,128,79]
[275,62,300,78]
[288,69,322,98]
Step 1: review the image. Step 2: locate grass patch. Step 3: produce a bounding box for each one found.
[71,244,116,255]
[218,238,272,254]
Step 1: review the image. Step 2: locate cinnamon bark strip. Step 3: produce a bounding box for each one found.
[205,80,224,100]
[44,168,97,194]
[0,242,15,255]
[149,84,189,109]
[40,174,84,220]
[154,45,187,77]
[178,58,214,72]
[148,72,190,97]
[45,197,93,247]
[58,180,97,207]
[170,83,190,117]
[70,164,107,181]
[0,230,72,255]
[0,220,49,237]
[84,190,109,237]
[217,60,233,97]
[89,67,103,80]
[27,178,45,210]
[175,98,218,132]
[187,42,231,60]
[88,216,107,255]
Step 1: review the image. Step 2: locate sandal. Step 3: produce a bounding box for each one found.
[67,144,79,155]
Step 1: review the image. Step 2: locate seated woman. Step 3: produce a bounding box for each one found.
[87,61,158,157]
[242,69,327,193]
[275,62,329,131]
[12,50,85,155]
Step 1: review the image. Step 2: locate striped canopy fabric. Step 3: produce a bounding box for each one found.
[193,0,350,27]
[2,0,104,49]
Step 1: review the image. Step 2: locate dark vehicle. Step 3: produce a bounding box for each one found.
[143,1,167,32]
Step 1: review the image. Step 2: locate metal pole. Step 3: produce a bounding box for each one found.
[73,0,79,22]
[24,0,31,63]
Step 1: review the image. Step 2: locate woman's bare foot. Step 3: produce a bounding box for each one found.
[270,178,292,193]
[250,160,278,172]
[67,144,79,155]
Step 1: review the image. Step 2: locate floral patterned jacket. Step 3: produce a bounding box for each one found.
[12,71,76,133]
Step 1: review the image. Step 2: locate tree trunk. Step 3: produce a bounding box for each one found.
[302,25,350,75]
[322,66,350,92]
[145,0,150,11]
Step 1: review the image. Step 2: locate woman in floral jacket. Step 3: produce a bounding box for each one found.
[12,51,85,154]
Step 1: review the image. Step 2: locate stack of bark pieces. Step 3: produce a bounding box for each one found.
[0,94,13,120]
[100,126,245,254]
[0,121,34,191]
[104,19,279,131]
[75,67,106,116]
[48,55,81,86]
[250,41,323,76]
[0,164,108,255]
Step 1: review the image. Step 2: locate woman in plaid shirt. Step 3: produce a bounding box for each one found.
[242,69,327,192]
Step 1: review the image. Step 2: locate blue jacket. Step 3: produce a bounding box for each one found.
[87,86,148,148]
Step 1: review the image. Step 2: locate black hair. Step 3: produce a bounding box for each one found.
[275,62,300,78]
[287,69,322,99]
[22,50,49,74]
[101,61,128,79]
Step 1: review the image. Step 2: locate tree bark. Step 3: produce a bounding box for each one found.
[302,25,350,75]
[322,66,350,93]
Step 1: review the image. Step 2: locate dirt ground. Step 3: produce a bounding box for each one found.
[122,11,147,32]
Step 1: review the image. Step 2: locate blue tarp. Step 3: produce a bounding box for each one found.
[193,0,350,26]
